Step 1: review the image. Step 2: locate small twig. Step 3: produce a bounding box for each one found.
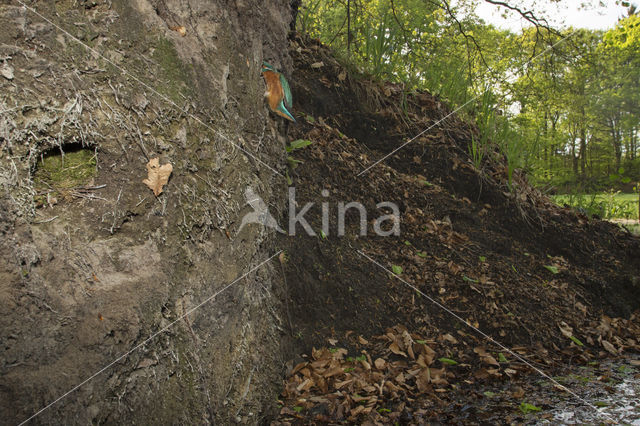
[33,215,58,224]
[70,192,107,201]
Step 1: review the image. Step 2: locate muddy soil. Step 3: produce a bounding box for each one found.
[0,1,295,424]
[273,35,640,424]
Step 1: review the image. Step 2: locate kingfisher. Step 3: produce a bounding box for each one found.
[261,61,295,122]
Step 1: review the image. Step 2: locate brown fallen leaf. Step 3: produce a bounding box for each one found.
[389,341,407,357]
[511,386,525,398]
[136,358,157,369]
[601,339,618,355]
[143,158,173,196]
[169,25,187,36]
[474,347,499,367]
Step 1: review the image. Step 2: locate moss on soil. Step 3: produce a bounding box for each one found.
[33,148,97,193]
[152,37,194,103]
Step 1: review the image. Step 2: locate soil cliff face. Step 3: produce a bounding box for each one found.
[0,1,292,423]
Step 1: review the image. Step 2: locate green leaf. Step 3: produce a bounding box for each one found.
[463,275,478,283]
[570,336,584,346]
[544,265,559,274]
[287,139,312,152]
[479,256,486,262]
[355,355,366,362]
[404,240,412,246]
[293,406,303,413]
[498,352,508,363]
[483,391,496,397]
[519,402,542,414]
[319,229,327,239]
[287,156,303,165]
[438,357,458,365]
[416,339,427,344]
[417,252,427,258]
[594,401,609,407]
[392,265,403,275]
[378,407,392,413]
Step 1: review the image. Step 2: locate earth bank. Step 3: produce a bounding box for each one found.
[0,0,295,423]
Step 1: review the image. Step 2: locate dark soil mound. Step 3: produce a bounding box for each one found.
[274,34,640,424]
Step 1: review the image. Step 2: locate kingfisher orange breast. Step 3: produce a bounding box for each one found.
[262,70,284,112]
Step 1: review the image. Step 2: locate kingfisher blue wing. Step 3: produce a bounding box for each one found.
[279,73,293,109]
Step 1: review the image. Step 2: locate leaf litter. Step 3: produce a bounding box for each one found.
[275,35,640,424]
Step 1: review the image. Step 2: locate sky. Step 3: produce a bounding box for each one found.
[469,0,634,32]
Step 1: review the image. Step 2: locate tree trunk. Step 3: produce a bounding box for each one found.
[580,128,588,180]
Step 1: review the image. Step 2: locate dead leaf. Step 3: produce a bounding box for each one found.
[169,25,187,36]
[143,158,173,196]
[511,386,525,398]
[296,378,314,392]
[441,333,458,344]
[474,347,499,367]
[338,70,347,81]
[389,342,407,357]
[358,336,368,345]
[136,358,157,369]
[558,322,573,338]
[1,62,14,80]
[374,358,386,370]
[504,368,517,377]
[311,61,324,69]
[601,339,618,355]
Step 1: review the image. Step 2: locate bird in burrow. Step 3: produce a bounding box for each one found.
[261,61,296,122]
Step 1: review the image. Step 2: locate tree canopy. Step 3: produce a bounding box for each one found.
[297,0,640,191]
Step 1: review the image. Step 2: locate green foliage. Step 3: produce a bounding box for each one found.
[287,139,313,152]
[438,357,458,365]
[391,265,403,275]
[552,191,639,219]
[570,335,584,346]
[519,402,542,414]
[297,2,640,192]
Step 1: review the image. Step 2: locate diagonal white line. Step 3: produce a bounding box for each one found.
[356,249,617,423]
[14,0,284,178]
[357,30,578,176]
[18,251,282,426]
